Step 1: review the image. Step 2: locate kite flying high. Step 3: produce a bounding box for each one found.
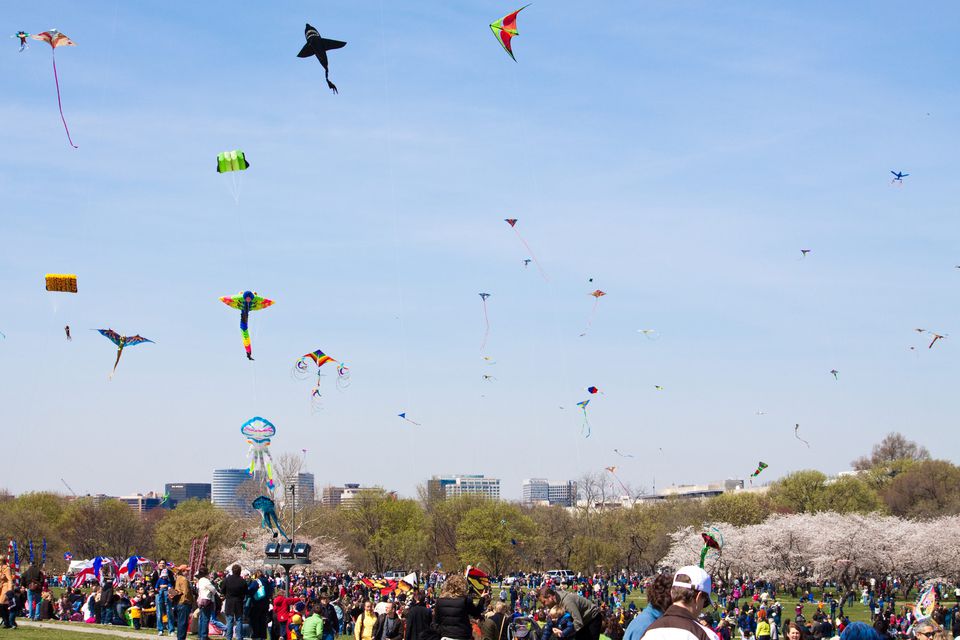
[298,23,346,94]
[31,30,78,148]
[96,329,153,378]
[490,5,530,61]
[220,291,274,361]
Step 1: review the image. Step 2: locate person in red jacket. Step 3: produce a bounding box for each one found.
[273,591,304,640]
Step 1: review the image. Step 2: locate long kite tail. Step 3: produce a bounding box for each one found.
[51,51,78,149]
[240,310,253,359]
[480,300,490,353]
[512,228,548,281]
[110,347,122,379]
[581,410,591,438]
[699,546,709,569]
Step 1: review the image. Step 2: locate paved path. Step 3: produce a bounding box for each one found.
[18,619,154,638]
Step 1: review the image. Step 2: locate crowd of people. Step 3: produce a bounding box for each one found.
[0,555,957,640]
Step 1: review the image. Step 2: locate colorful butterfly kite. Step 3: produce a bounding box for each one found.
[490,5,530,62]
[96,329,153,379]
[220,291,274,361]
[504,219,547,280]
[479,293,492,353]
[294,348,350,411]
[241,416,276,491]
[31,30,78,148]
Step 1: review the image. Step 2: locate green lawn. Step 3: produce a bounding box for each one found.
[9,625,136,640]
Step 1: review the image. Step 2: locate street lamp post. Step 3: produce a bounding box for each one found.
[264,483,311,588]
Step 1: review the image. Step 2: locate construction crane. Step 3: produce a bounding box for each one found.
[60,478,77,497]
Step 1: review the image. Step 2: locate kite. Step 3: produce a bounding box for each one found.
[465,566,490,596]
[755,410,766,416]
[490,5,530,62]
[523,259,532,267]
[581,290,606,335]
[45,273,77,293]
[252,495,289,541]
[830,369,838,380]
[914,586,936,621]
[479,293,492,353]
[241,416,276,490]
[890,170,909,184]
[750,461,769,480]
[637,329,658,339]
[398,412,421,426]
[64,325,71,341]
[96,330,153,378]
[699,528,724,569]
[604,465,631,498]
[220,291,274,361]
[927,333,946,349]
[31,30,78,148]
[800,249,811,258]
[504,219,547,280]
[613,448,634,458]
[794,423,810,448]
[654,385,664,391]
[587,386,601,395]
[216,150,249,173]
[482,355,496,365]
[297,23,346,94]
[576,399,591,438]
[482,374,496,381]
[294,349,350,410]
[11,31,30,52]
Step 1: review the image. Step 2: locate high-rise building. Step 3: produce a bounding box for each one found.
[294,473,315,510]
[164,483,212,509]
[521,479,577,507]
[321,485,346,508]
[212,469,254,513]
[119,493,165,515]
[427,475,500,501]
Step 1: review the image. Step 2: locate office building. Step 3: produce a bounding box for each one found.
[212,468,255,513]
[294,473,315,509]
[522,479,577,507]
[164,483,211,509]
[320,483,386,508]
[427,475,500,501]
[119,493,165,515]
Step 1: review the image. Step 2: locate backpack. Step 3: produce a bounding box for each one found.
[254,579,266,601]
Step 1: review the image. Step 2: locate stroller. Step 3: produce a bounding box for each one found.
[509,617,541,640]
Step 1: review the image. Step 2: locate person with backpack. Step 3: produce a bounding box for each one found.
[249,570,272,640]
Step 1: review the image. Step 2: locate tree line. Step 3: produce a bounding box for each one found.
[1,432,956,575]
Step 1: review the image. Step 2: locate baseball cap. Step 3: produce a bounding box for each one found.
[673,566,713,605]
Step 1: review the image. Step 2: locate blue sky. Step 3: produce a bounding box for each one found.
[2,2,958,500]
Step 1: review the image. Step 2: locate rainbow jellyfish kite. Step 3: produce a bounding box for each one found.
[220,291,274,361]
[241,417,276,491]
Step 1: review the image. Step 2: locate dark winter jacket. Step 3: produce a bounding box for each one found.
[434,596,485,640]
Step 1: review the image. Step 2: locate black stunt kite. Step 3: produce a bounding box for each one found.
[298,23,346,94]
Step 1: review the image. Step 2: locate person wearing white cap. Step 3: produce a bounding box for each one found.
[639,567,719,640]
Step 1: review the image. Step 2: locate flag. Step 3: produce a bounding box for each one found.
[118,556,149,581]
[396,573,418,593]
[465,566,490,596]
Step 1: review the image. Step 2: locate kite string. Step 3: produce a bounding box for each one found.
[480,299,490,353]
[51,51,78,149]
[379,0,412,416]
[513,228,548,281]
